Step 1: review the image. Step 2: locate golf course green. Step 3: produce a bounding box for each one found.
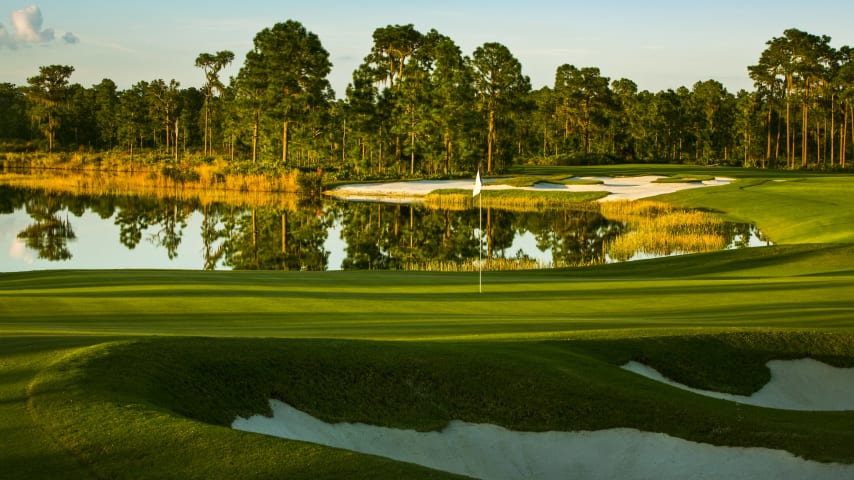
[2,165,854,479]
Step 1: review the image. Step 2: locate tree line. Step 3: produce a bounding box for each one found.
[2,22,853,175]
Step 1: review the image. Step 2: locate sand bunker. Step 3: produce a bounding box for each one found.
[232,358,854,479]
[622,358,854,411]
[324,175,733,203]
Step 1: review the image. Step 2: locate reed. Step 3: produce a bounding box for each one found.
[1,153,300,192]
[0,172,298,210]
[402,258,543,272]
[423,189,607,211]
[0,153,302,209]
[601,200,729,261]
[400,254,607,272]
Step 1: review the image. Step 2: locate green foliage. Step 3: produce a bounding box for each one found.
[3,27,854,174]
[538,152,623,166]
[296,168,324,197]
[161,164,201,183]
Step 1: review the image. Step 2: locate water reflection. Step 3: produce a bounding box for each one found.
[0,186,765,272]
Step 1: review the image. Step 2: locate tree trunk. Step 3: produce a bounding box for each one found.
[447,138,453,175]
[395,137,402,174]
[775,112,782,167]
[282,120,289,165]
[765,105,772,168]
[848,104,854,168]
[282,212,288,253]
[48,111,55,153]
[165,108,171,155]
[487,108,495,174]
[203,102,209,156]
[786,89,792,168]
[252,117,258,163]
[486,208,493,258]
[802,102,808,168]
[410,110,415,175]
[174,119,179,162]
[744,129,750,166]
[839,103,848,168]
[831,96,835,167]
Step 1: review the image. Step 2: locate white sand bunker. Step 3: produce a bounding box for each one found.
[623,358,854,411]
[232,397,854,480]
[324,175,733,203]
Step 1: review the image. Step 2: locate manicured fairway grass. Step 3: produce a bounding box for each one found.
[2,165,854,479]
[2,246,854,339]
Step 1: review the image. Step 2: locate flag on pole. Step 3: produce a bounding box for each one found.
[472,168,482,197]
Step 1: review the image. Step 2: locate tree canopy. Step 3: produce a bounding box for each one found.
[3,22,854,174]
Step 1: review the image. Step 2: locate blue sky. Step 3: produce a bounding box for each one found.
[2,1,853,97]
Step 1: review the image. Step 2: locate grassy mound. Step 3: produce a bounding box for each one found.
[26,332,854,480]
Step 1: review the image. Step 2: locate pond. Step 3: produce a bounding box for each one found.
[0,186,767,272]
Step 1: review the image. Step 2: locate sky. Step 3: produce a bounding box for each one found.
[2,1,853,98]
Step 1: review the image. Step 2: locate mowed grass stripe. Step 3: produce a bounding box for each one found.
[2,264,853,338]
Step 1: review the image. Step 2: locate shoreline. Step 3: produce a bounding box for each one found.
[324,175,734,203]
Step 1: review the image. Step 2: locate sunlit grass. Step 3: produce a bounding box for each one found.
[423,188,607,210]
[601,200,730,261]
[0,170,300,210]
[401,256,592,271]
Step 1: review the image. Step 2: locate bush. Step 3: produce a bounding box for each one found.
[529,152,625,166]
[296,168,324,197]
[161,165,200,184]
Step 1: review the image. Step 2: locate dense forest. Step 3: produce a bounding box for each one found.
[2,22,853,177]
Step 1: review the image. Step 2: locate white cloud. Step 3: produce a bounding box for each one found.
[0,5,77,49]
[11,5,53,43]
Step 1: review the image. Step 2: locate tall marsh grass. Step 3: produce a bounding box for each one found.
[0,171,299,210]
[400,257,597,272]
[0,153,301,209]
[423,189,607,212]
[601,200,728,261]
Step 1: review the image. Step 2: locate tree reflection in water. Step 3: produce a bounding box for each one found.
[1,186,762,271]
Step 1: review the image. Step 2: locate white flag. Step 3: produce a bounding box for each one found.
[472,169,482,197]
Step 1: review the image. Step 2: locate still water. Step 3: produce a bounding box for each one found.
[0,186,765,272]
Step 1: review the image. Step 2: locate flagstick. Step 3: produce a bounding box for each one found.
[473,167,483,293]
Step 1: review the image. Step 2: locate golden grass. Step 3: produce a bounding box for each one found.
[422,189,606,212]
[0,171,299,211]
[601,200,728,261]
[403,257,548,272]
[0,154,301,210]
